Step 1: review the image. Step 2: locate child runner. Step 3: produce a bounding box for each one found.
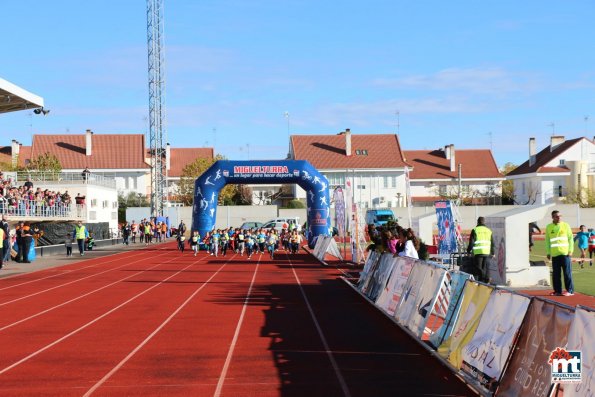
[257,229,266,254]
[574,225,590,268]
[138,221,144,244]
[178,233,186,252]
[267,231,277,260]
[589,228,595,262]
[246,232,255,259]
[190,231,200,256]
[130,221,137,243]
[65,233,73,257]
[221,230,229,256]
[290,230,302,254]
[237,229,245,256]
[211,229,220,257]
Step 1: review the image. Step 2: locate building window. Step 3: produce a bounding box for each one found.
[125,177,129,189]
[357,185,366,189]
[133,177,138,189]
[558,185,563,197]
[392,176,397,188]
[522,182,526,195]
[91,199,97,208]
[361,149,368,155]
[89,211,97,221]
[559,159,565,166]
[438,185,447,195]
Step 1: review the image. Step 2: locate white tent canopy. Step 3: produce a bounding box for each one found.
[0,77,44,114]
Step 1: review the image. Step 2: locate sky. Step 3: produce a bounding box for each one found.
[1,0,594,167]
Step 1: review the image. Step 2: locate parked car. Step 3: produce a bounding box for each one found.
[262,217,301,232]
[365,209,395,227]
[239,221,263,230]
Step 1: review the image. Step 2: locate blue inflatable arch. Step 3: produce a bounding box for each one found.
[192,160,331,247]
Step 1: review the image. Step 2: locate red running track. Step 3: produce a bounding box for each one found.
[0,243,476,397]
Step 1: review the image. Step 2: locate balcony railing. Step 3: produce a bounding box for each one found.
[0,199,85,219]
[14,172,116,189]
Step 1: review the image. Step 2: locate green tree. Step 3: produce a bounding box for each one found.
[27,152,62,172]
[177,154,236,205]
[118,191,149,223]
[500,162,517,204]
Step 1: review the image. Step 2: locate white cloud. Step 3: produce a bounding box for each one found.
[371,67,539,95]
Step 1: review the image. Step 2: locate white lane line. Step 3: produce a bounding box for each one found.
[0,250,206,376]
[0,249,151,290]
[0,249,170,307]
[213,256,261,397]
[0,250,176,332]
[83,253,238,396]
[287,255,352,397]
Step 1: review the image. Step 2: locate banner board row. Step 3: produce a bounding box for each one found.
[353,251,594,396]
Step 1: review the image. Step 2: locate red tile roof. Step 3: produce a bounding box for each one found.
[25,134,150,170]
[291,133,409,169]
[0,146,12,166]
[404,149,502,179]
[168,148,214,177]
[537,166,570,173]
[507,138,582,176]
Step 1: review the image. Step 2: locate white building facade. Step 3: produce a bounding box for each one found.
[508,136,595,205]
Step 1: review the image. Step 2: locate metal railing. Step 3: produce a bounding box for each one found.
[14,172,116,189]
[0,199,85,219]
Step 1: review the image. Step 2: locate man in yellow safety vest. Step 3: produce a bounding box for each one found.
[74,220,88,256]
[466,217,494,283]
[545,210,574,296]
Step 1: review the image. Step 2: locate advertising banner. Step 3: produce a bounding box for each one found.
[559,307,594,397]
[496,299,574,397]
[429,271,473,348]
[333,187,346,237]
[437,282,493,369]
[358,250,380,292]
[366,253,396,302]
[376,256,416,316]
[461,291,530,392]
[395,262,448,338]
[435,200,458,254]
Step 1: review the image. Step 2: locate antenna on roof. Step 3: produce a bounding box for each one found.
[488,131,493,151]
[547,121,555,136]
[395,110,400,134]
[584,116,589,135]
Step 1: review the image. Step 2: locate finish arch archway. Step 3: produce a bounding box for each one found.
[192,160,331,247]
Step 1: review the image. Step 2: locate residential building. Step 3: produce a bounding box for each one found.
[290,129,410,208]
[404,145,504,206]
[4,131,214,200]
[507,136,595,205]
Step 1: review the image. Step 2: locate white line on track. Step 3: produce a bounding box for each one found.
[0,248,172,307]
[286,253,352,397]
[0,249,209,376]
[0,249,151,290]
[213,255,261,397]
[0,250,175,332]
[83,253,239,396]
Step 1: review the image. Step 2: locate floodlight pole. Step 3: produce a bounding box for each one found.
[147,0,167,217]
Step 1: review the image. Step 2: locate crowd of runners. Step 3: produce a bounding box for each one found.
[179,227,304,259]
[119,218,305,259]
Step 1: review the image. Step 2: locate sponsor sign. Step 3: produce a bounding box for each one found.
[497,299,574,397]
[428,271,473,348]
[366,253,396,302]
[376,256,416,316]
[395,262,447,338]
[232,165,293,178]
[435,200,458,254]
[561,307,594,396]
[437,282,493,369]
[460,291,530,391]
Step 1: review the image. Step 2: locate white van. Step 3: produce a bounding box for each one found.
[261,217,301,232]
